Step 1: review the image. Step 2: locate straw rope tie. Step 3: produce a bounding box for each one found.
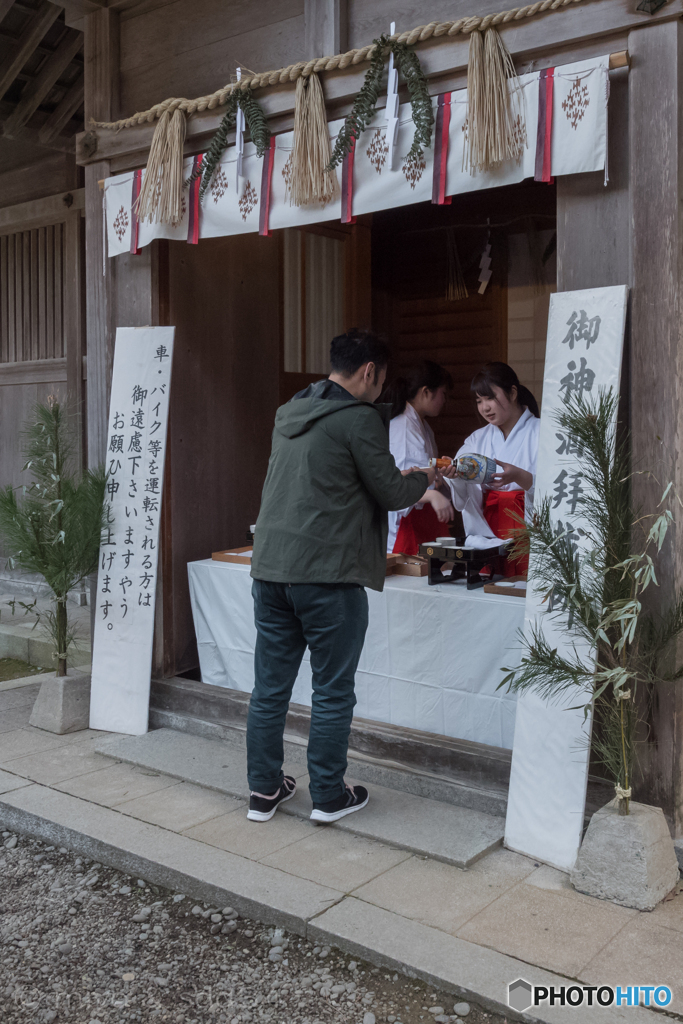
[95,0,585,130]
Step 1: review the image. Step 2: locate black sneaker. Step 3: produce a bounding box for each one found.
[310,784,369,823]
[247,776,297,822]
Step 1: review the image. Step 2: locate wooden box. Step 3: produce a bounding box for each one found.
[387,554,429,577]
[483,574,527,598]
[212,546,253,565]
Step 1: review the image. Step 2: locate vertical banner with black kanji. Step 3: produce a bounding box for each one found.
[89,326,175,735]
[505,286,628,872]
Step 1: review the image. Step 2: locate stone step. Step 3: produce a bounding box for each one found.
[150,705,509,819]
[95,728,505,869]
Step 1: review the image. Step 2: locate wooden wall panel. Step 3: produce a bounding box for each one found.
[163,232,280,676]
[0,379,68,494]
[119,0,304,113]
[0,153,81,212]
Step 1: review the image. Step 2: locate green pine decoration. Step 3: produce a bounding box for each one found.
[186,86,271,202]
[0,402,108,677]
[392,42,434,158]
[327,34,434,170]
[499,389,683,815]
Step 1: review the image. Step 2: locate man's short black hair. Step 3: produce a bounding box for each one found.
[329,329,391,380]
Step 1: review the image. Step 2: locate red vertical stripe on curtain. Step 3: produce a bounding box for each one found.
[431,93,452,205]
[534,68,555,184]
[129,168,142,254]
[341,138,356,225]
[187,155,203,245]
[259,137,277,237]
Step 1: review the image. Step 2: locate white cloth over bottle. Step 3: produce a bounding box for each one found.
[387,403,437,552]
[446,408,540,549]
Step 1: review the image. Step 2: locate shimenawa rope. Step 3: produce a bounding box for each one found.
[93,0,586,131]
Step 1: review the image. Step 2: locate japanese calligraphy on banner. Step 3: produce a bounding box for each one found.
[505,286,628,872]
[89,327,175,735]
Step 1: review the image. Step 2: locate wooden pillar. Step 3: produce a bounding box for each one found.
[63,206,85,465]
[84,8,119,470]
[304,0,347,59]
[628,21,683,836]
[556,69,630,293]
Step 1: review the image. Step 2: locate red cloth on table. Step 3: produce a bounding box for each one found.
[483,489,528,577]
[392,504,442,556]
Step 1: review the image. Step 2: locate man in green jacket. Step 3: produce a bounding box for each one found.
[247,329,433,824]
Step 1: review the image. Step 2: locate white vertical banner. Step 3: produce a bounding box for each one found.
[89,327,175,735]
[505,286,628,871]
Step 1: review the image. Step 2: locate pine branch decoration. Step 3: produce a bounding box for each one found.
[328,35,389,170]
[185,87,271,203]
[328,34,434,171]
[240,88,272,159]
[392,42,434,158]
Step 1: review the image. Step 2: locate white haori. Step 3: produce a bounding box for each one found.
[551,57,609,177]
[387,403,438,553]
[447,407,540,548]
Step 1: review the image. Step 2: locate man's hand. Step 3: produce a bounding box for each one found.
[402,466,436,486]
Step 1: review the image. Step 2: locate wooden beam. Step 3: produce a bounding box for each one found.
[0,357,67,385]
[3,28,82,138]
[0,188,84,235]
[76,0,681,167]
[0,0,62,104]
[0,0,16,24]
[37,74,83,144]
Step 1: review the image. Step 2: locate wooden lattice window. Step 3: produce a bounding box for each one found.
[0,224,68,363]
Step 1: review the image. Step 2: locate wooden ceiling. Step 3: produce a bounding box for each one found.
[0,1,84,159]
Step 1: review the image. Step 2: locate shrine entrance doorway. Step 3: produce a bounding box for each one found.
[371,181,557,455]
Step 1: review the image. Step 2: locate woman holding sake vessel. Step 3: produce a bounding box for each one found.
[383,360,455,555]
[443,362,540,577]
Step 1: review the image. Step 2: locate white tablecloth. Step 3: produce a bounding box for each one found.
[187,559,524,749]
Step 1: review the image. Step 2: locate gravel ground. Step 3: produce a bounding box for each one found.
[0,830,511,1024]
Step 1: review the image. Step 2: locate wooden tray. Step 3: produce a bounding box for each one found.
[483,574,527,598]
[212,546,253,565]
[387,554,429,578]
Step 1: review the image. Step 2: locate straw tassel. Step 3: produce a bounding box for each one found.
[465,28,524,175]
[446,228,468,301]
[136,107,187,225]
[290,73,338,207]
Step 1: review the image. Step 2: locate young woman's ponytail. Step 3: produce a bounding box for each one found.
[517,384,540,418]
[381,376,411,419]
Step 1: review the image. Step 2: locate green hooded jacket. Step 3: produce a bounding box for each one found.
[251,384,429,591]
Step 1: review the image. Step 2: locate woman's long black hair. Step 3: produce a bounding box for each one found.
[470,362,540,418]
[381,360,453,419]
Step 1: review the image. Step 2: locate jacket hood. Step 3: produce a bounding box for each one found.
[275,397,391,439]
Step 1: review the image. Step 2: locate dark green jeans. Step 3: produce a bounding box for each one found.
[247,579,369,803]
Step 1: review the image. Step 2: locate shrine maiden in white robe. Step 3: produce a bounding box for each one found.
[387,402,437,553]
[447,407,540,548]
